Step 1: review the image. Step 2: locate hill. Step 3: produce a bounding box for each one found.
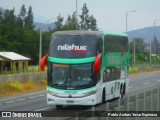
[33,22,55,31]
[0,7,5,15]
[128,26,160,42]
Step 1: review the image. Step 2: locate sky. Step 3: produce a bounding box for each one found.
[0,0,160,32]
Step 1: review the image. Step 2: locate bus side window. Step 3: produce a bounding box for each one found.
[97,36,103,53]
[91,71,100,83]
[104,67,120,82]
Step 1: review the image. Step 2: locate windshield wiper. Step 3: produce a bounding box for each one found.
[50,84,66,87]
[76,84,91,88]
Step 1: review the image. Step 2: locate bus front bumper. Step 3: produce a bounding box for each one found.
[47,94,97,106]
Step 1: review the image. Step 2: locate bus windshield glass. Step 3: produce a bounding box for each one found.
[48,63,95,89]
[49,35,97,58]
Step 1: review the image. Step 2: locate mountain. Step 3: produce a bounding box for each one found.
[0,7,5,15]
[128,26,160,42]
[33,22,55,31]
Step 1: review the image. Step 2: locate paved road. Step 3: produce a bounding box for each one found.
[0,71,160,111]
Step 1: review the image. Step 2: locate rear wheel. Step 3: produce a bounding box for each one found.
[120,84,124,99]
[102,89,106,104]
[123,83,126,95]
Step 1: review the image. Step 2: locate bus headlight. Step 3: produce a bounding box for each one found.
[47,90,57,96]
[83,89,97,97]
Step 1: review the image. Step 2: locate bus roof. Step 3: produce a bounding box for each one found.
[53,30,102,36]
[103,31,127,37]
[52,30,127,37]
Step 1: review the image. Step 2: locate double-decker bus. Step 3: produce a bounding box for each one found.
[40,30,130,109]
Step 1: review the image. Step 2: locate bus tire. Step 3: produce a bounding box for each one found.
[120,84,124,99]
[56,105,63,109]
[102,89,106,104]
[123,83,126,95]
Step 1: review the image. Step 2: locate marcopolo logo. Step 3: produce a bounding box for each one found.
[57,44,87,53]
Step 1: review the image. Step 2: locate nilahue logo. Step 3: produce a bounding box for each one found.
[57,44,87,53]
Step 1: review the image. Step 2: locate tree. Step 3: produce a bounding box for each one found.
[71,12,78,30]
[63,12,77,30]
[18,4,26,27]
[130,38,145,54]
[25,6,34,29]
[79,3,90,30]
[152,36,160,55]
[3,8,15,25]
[79,3,98,30]
[0,10,3,22]
[89,15,98,30]
[54,14,64,30]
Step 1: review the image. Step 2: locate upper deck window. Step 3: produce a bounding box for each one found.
[104,35,128,53]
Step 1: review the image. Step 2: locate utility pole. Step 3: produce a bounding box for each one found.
[76,0,78,30]
[126,10,136,64]
[39,18,56,67]
[150,19,160,63]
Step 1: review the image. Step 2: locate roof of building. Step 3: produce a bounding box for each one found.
[0,52,30,61]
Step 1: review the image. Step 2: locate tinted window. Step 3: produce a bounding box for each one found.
[104,35,128,52]
[47,62,96,89]
[49,35,98,58]
[97,36,103,53]
[103,66,121,82]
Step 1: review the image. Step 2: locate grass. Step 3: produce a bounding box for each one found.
[0,79,47,97]
[129,67,139,73]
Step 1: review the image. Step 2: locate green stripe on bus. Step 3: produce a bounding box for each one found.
[103,32,127,37]
[47,86,96,93]
[47,56,96,64]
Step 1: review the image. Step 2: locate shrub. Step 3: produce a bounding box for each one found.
[129,67,139,73]
[41,78,47,84]
[9,82,22,90]
[145,67,152,71]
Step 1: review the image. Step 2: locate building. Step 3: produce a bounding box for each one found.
[0,52,30,74]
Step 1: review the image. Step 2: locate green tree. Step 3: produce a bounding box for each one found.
[25,6,34,29]
[71,12,78,29]
[79,3,98,30]
[0,10,3,22]
[130,38,145,54]
[152,37,160,55]
[89,15,98,30]
[18,4,26,27]
[63,12,77,30]
[79,3,90,30]
[3,8,15,25]
[54,14,64,30]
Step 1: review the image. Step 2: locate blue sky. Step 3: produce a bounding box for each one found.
[1,0,160,32]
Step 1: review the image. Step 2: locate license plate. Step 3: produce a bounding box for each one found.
[66,100,74,103]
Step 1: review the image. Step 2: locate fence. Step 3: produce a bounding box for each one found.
[65,85,160,120]
[131,63,160,71]
[0,72,47,83]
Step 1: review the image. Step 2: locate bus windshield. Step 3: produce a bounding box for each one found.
[49,35,97,58]
[48,63,96,89]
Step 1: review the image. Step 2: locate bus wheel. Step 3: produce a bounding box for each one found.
[123,83,126,95]
[56,105,63,109]
[102,89,106,104]
[120,84,124,99]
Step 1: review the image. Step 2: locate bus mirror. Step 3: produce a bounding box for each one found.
[40,54,48,71]
[93,54,101,73]
[121,50,124,56]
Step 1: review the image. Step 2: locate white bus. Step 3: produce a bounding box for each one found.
[40,31,130,109]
